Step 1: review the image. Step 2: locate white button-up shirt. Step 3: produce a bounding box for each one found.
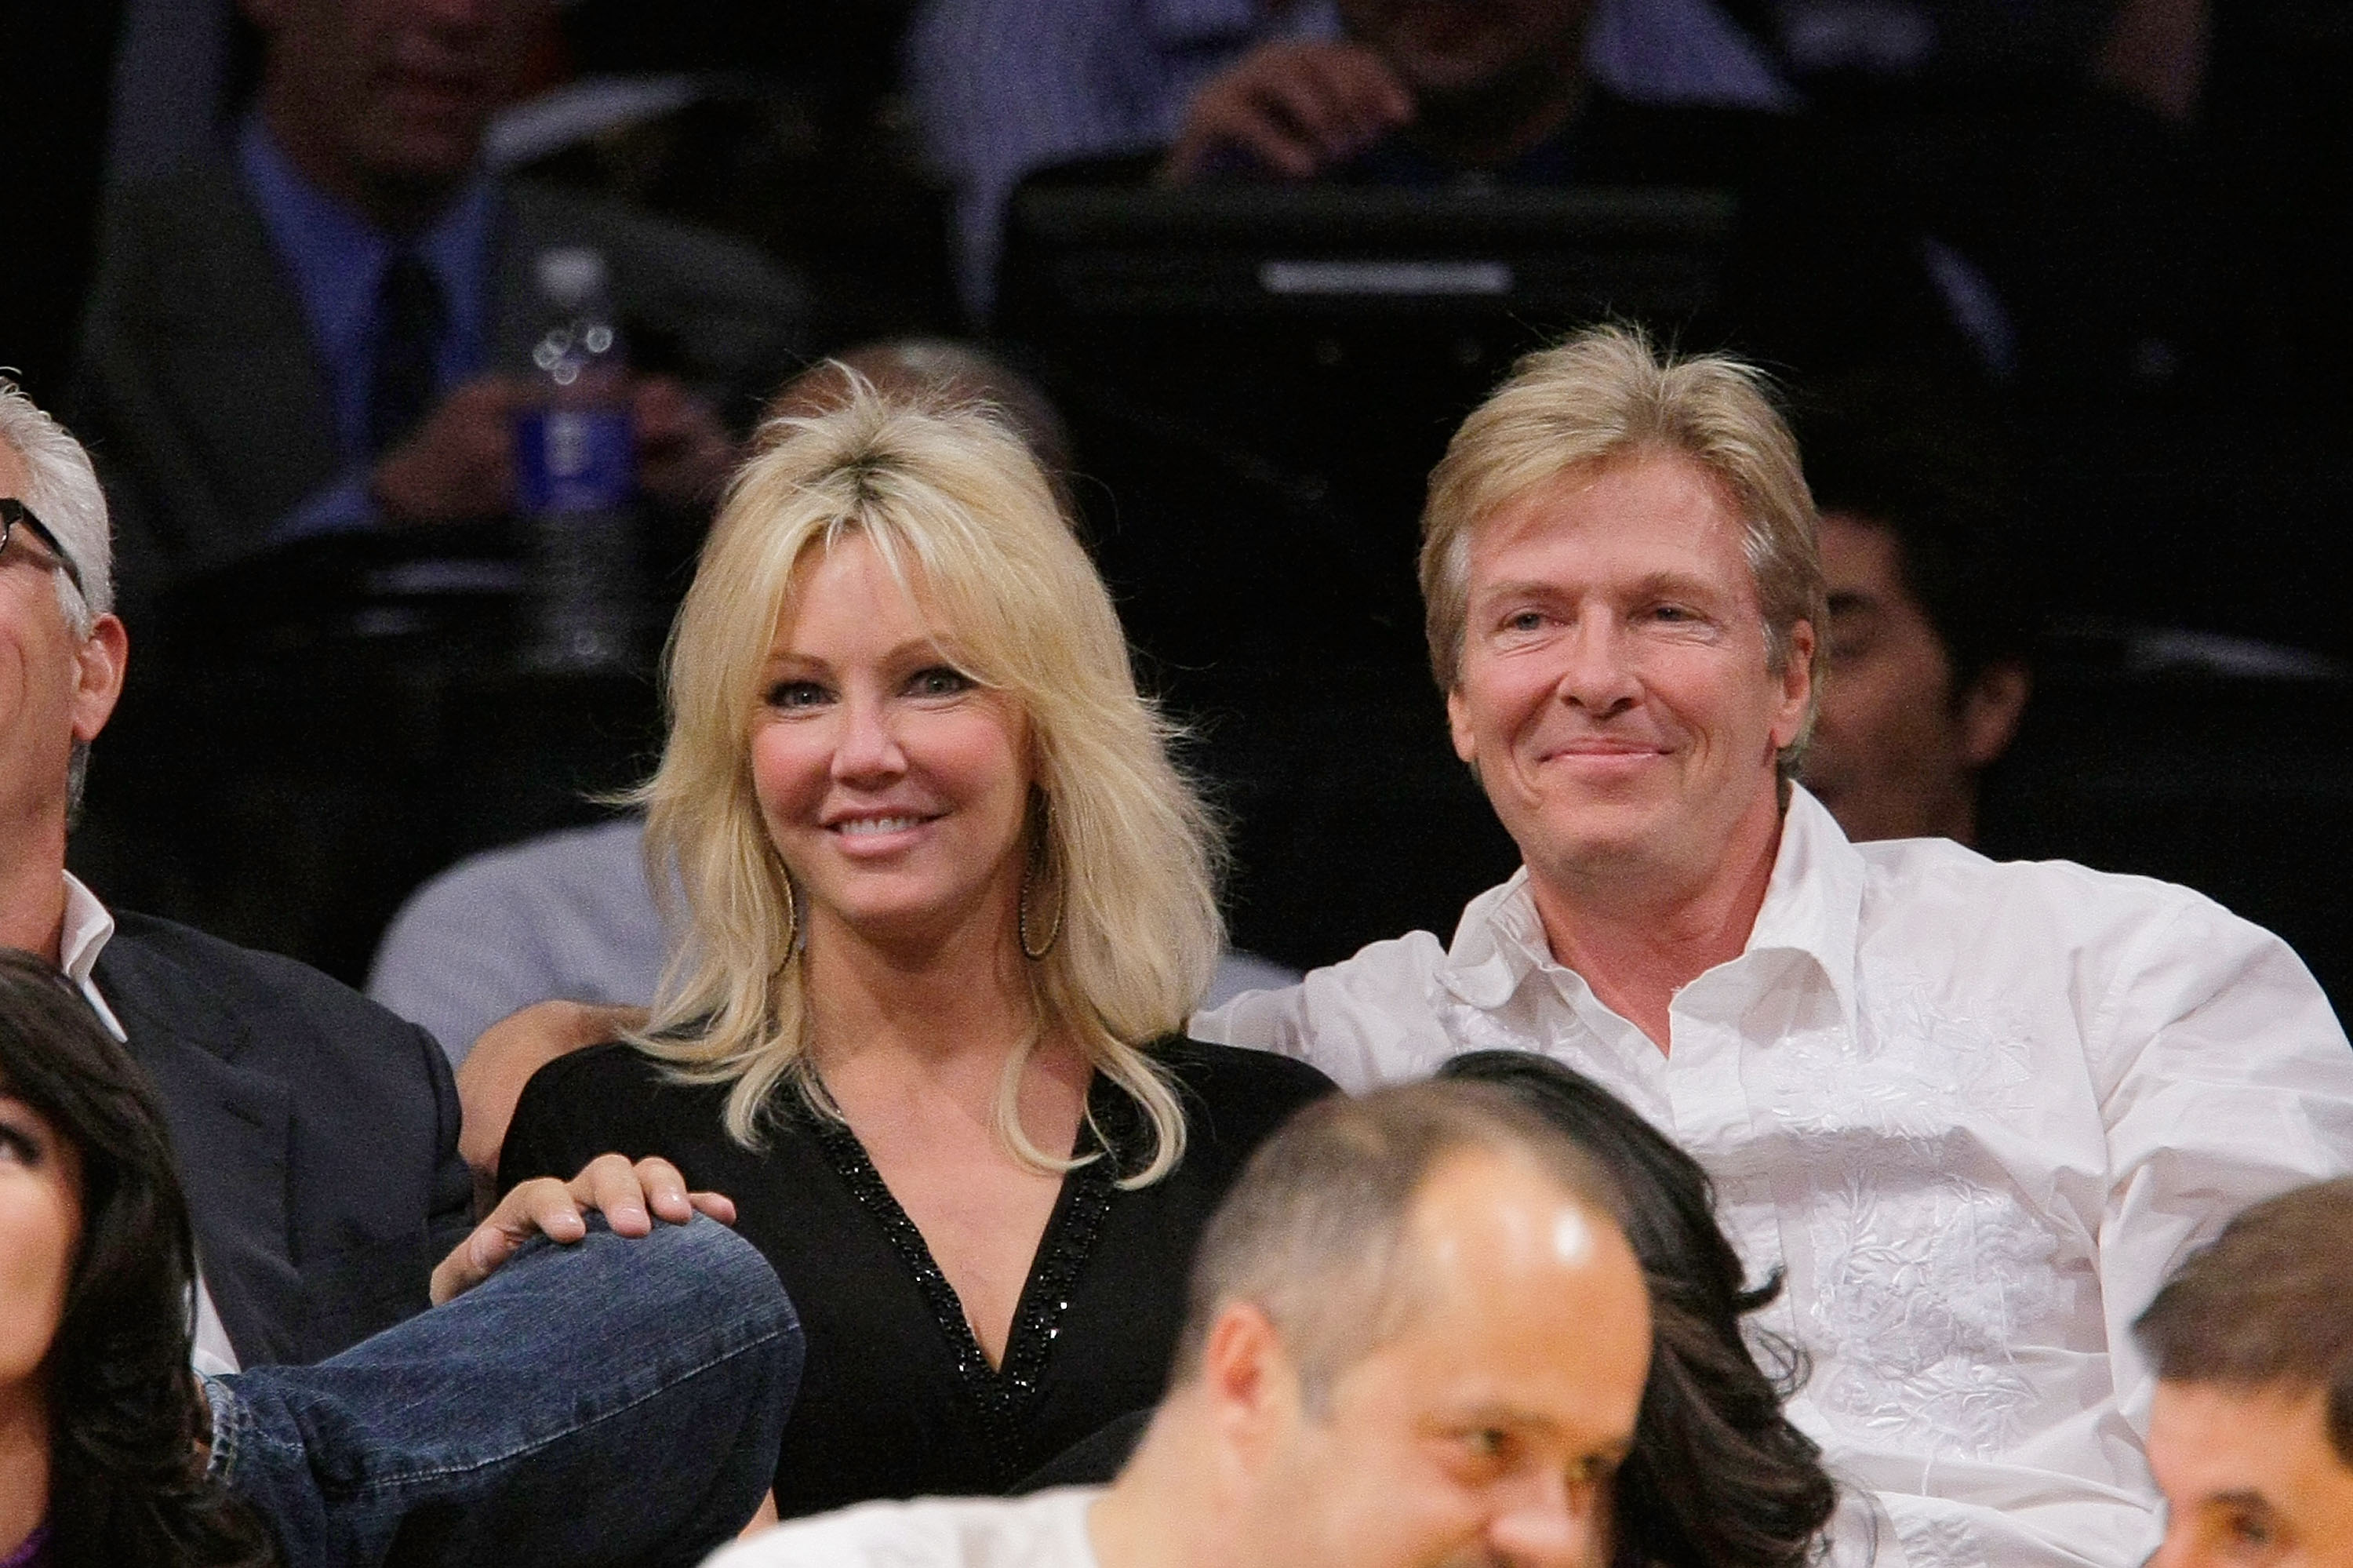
[1195,788,2353,1566]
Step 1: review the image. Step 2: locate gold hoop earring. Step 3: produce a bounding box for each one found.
[1019,796,1063,962]
[776,872,802,969]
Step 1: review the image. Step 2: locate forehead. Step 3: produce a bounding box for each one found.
[1467,452,1755,600]
[0,438,28,500]
[769,533,955,655]
[1345,1156,1649,1421]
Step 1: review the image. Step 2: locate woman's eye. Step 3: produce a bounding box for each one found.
[765,680,828,710]
[1464,1428,1507,1458]
[907,667,973,698]
[0,1123,42,1166]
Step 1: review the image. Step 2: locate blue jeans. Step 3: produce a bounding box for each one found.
[206,1214,799,1567]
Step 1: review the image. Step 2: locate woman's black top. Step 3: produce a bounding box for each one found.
[500,1036,1335,1519]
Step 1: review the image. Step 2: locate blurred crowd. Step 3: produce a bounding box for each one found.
[4,2,2353,1564]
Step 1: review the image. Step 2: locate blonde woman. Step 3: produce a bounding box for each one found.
[499,382,1333,1518]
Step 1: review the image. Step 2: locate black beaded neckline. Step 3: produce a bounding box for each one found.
[803,1080,1128,1487]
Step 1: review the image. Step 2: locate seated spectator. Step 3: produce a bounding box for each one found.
[1795,384,2034,845]
[5,369,746,1426]
[1438,1051,1846,1566]
[906,0,1792,314]
[707,1079,1656,1568]
[1,376,467,1369]
[1156,0,1782,191]
[499,383,1336,1518]
[1195,325,2353,1564]
[0,946,795,1566]
[2136,1177,2353,1566]
[72,0,804,619]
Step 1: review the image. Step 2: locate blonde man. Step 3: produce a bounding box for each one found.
[1196,324,2353,1565]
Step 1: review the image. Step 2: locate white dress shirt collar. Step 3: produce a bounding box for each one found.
[60,870,127,1041]
[1434,784,1864,1030]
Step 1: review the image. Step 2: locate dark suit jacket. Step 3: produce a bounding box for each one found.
[72,158,807,620]
[93,910,475,1368]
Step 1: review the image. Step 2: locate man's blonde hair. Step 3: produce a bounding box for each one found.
[631,378,1222,1184]
[1419,325,1826,776]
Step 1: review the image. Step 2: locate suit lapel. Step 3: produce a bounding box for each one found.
[93,939,307,1369]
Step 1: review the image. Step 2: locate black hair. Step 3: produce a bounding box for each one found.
[1796,377,2037,692]
[1439,1051,1843,1568]
[2136,1177,2353,1467]
[0,949,276,1566]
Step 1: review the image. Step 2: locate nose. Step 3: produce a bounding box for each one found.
[830,692,907,784]
[1486,1472,1604,1568]
[1550,615,1640,720]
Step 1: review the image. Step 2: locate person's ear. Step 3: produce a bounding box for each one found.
[1770,618,1817,753]
[1958,660,2030,769]
[1446,682,1478,768]
[1202,1301,1300,1465]
[71,614,128,747]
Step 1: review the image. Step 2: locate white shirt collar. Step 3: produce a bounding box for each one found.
[60,871,127,1041]
[1435,784,1866,1028]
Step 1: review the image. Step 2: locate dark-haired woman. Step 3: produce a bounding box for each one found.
[1439,1050,1850,1568]
[0,948,275,1567]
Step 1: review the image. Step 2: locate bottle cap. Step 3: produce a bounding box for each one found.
[536,247,609,307]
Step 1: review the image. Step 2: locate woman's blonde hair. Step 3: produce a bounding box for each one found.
[1420,324,1826,777]
[631,377,1222,1184]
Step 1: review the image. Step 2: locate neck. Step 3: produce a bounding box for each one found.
[257,90,460,236]
[1089,1400,1233,1568]
[0,1383,49,1558]
[803,897,1044,1092]
[1409,50,1587,168]
[0,813,68,965]
[1527,785,1785,1051]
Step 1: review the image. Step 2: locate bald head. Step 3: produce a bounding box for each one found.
[1175,1081,1631,1402]
[1144,1090,1650,1568]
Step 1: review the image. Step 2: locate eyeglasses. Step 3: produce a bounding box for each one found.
[0,497,85,598]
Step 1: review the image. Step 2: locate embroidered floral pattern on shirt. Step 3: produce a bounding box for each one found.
[1758,968,2070,1460]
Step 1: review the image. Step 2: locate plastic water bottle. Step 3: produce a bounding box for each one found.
[515,246,639,671]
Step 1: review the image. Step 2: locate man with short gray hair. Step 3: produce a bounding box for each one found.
[711,1080,1654,1568]
[1195,323,2353,1564]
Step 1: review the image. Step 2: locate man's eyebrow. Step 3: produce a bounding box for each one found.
[2202,1489,2277,1512]
[1472,570,1731,605]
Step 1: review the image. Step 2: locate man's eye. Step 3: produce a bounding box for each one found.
[1503,610,1549,634]
[765,680,827,710]
[908,667,973,697]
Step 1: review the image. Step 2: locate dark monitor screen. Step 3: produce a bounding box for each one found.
[996,184,1740,654]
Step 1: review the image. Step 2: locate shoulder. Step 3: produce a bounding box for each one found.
[706,1488,1101,1568]
[102,910,438,1059]
[1856,837,2248,958]
[519,1039,687,1104]
[1155,1035,1337,1110]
